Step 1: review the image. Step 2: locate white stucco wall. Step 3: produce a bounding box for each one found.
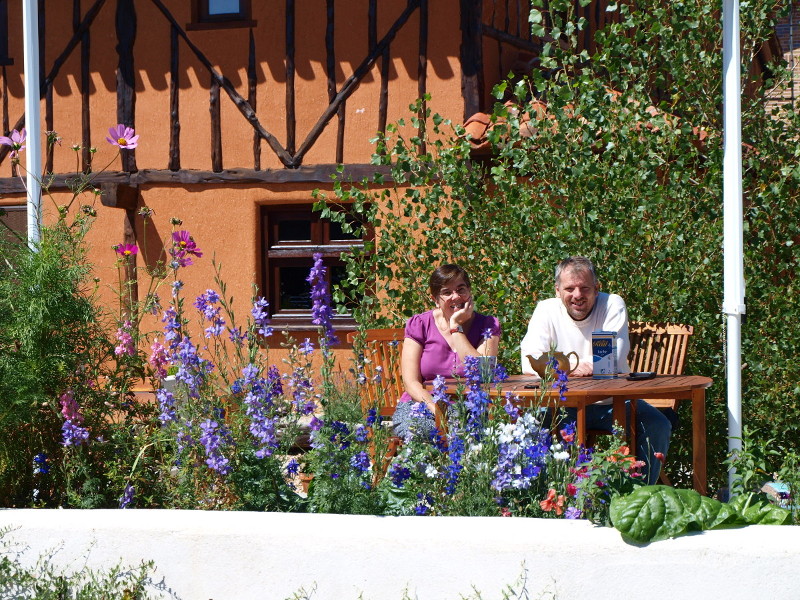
[0,509,797,599]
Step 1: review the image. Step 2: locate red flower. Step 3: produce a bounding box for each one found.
[540,488,566,515]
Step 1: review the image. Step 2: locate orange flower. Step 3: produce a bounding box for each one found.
[540,488,566,515]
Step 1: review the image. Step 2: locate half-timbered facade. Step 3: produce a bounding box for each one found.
[0,0,784,344]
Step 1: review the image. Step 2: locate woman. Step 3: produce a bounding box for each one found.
[393,264,501,439]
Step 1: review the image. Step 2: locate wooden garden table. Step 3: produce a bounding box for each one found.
[430,374,713,495]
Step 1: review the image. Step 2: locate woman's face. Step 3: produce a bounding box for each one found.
[433,275,471,316]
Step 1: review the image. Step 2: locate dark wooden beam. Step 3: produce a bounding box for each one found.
[285,0,296,156]
[210,74,222,172]
[169,24,180,171]
[248,29,259,170]
[40,0,54,174]
[482,24,543,54]
[460,0,484,120]
[78,0,92,172]
[115,0,137,173]
[417,0,428,155]
[0,165,394,194]
[100,182,140,209]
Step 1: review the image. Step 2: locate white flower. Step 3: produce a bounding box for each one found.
[553,450,570,461]
[425,465,438,478]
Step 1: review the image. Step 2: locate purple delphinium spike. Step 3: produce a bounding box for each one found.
[199,418,232,475]
[306,253,339,346]
[119,483,135,508]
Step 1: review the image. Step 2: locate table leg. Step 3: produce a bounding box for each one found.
[692,388,707,495]
[576,402,586,446]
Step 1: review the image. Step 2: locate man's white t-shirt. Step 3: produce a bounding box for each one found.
[519,292,631,376]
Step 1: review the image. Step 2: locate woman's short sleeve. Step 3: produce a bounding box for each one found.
[404,313,426,345]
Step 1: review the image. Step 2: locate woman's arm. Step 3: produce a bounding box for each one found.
[400,337,437,412]
[448,301,500,362]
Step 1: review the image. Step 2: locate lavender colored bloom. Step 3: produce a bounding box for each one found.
[199,418,232,475]
[0,128,26,158]
[228,326,247,346]
[564,506,583,519]
[299,338,315,354]
[106,124,139,149]
[306,253,339,346]
[309,416,323,431]
[156,388,177,424]
[162,306,182,348]
[119,483,135,509]
[245,365,283,458]
[62,420,90,447]
[503,392,520,420]
[251,297,273,337]
[431,375,450,405]
[354,424,369,442]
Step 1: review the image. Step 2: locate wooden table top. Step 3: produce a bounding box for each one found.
[493,374,713,399]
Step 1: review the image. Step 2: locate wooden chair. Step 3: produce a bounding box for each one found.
[627,320,694,484]
[346,328,406,460]
[346,328,406,419]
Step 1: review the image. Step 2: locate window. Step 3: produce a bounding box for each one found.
[0,0,12,66]
[261,205,364,333]
[0,205,26,245]
[189,0,256,30]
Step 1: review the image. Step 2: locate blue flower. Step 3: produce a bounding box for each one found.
[286,458,300,477]
[349,450,371,473]
[33,453,49,475]
[119,483,135,509]
[299,338,315,354]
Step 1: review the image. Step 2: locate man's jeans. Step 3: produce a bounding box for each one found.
[562,400,672,485]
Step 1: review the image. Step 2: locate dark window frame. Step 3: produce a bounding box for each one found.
[0,0,13,66]
[260,204,366,334]
[188,0,256,31]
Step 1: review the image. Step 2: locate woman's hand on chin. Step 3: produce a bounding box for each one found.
[450,298,474,327]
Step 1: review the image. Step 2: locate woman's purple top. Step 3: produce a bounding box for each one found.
[399,310,501,403]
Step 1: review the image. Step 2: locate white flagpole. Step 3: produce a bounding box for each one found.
[22,0,42,247]
[722,0,745,493]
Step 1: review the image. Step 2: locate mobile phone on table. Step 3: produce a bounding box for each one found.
[627,371,656,380]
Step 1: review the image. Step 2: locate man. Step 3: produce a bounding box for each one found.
[519,256,670,485]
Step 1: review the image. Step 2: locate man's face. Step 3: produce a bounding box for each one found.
[555,267,599,321]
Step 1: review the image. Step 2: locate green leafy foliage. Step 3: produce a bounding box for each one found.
[610,485,791,543]
[317,0,800,490]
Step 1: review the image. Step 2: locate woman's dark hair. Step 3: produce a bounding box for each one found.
[429,264,471,297]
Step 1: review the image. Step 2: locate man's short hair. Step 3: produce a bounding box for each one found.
[555,256,598,287]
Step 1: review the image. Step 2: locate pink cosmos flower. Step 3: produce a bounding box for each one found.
[170,230,203,267]
[0,128,26,158]
[115,243,139,257]
[106,124,139,149]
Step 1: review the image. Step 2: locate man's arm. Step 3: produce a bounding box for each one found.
[519,302,554,375]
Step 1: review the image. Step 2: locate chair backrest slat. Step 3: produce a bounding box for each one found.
[628,321,694,376]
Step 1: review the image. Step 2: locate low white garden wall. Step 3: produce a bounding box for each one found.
[0,509,797,599]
